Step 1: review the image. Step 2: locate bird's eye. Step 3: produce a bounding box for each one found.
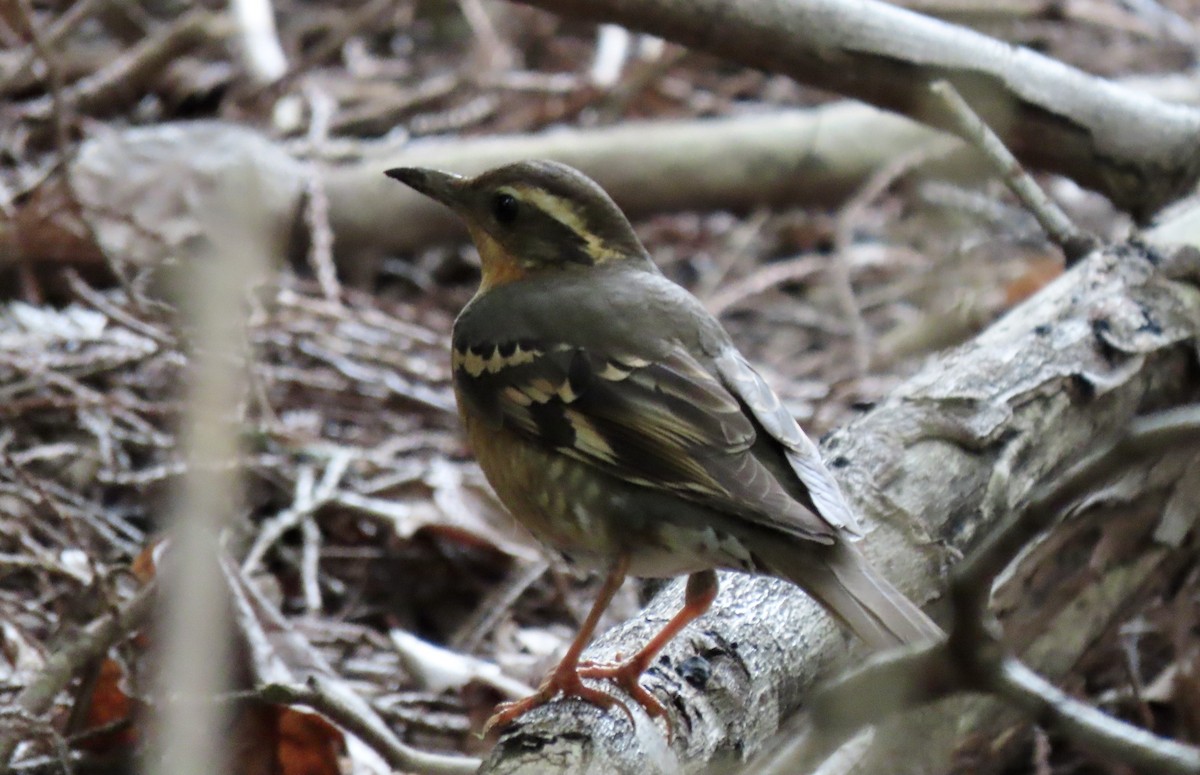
[492,193,519,224]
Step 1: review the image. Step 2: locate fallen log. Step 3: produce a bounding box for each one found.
[478,238,1200,773]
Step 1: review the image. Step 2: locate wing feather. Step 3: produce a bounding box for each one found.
[713,348,862,535]
[453,339,837,543]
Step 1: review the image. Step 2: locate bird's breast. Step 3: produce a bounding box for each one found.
[456,387,612,560]
[455,385,760,577]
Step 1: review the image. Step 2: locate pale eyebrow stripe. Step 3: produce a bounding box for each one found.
[508,185,622,262]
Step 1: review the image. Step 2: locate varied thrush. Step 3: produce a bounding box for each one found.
[385,160,942,733]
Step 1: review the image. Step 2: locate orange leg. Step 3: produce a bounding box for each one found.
[484,555,631,734]
[578,569,718,720]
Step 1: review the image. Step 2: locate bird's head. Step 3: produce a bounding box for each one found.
[385,160,651,290]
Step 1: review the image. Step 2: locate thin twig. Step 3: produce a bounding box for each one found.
[302,84,343,302]
[242,451,354,573]
[230,0,288,86]
[693,207,770,301]
[391,630,534,698]
[0,0,105,98]
[0,584,156,767]
[927,79,1099,263]
[832,141,956,373]
[992,657,1200,774]
[261,678,481,775]
[300,517,323,614]
[19,10,227,123]
[64,270,174,347]
[705,254,826,317]
[244,0,398,103]
[457,0,513,71]
[11,0,162,307]
[10,0,138,303]
[450,559,551,653]
[1,450,100,588]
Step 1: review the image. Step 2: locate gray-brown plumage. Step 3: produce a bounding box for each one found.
[385,160,942,731]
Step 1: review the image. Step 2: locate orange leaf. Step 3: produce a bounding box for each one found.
[276,707,345,775]
[73,659,139,754]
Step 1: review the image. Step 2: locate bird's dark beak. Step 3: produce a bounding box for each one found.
[384,166,468,210]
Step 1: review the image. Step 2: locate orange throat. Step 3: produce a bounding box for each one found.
[467,224,529,291]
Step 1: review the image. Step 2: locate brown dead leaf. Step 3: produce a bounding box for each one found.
[69,542,161,756]
[277,707,345,775]
[231,702,344,775]
[72,658,139,754]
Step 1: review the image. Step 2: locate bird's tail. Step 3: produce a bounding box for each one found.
[759,541,942,648]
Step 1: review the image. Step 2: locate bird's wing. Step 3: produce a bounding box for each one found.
[452,339,837,543]
[713,348,862,535]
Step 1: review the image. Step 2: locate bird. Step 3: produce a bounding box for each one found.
[384,159,942,734]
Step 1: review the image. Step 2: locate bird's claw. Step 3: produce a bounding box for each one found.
[577,660,668,721]
[483,665,634,736]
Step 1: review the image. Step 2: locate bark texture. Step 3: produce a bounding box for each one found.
[478,242,1200,774]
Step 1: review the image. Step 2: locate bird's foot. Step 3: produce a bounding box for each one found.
[483,663,633,735]
[578,658,668,724]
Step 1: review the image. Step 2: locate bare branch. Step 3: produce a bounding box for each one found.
[261,678,481,775]
[514,0,1200,220]
[927,79,1099,262]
